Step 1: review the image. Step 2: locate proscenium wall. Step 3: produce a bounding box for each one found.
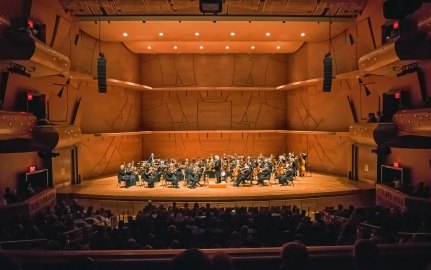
[139,54,289,159]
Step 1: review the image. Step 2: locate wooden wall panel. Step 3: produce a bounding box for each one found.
[141,54,289,87]
[141,90,286,131]
[142,133,286,160]
[79,84,142,134]
[79,135,142,180]
[387,148,431,186]
[0,152,43,194]
[285,134,350,176]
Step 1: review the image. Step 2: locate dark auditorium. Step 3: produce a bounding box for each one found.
[1,0,431,269]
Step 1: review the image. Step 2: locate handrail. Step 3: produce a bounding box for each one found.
[0,243,430,259]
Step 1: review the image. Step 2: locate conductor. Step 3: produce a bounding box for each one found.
[214,155,222,183]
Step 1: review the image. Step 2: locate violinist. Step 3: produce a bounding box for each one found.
[164,165,179,188]
[257,164,271,186]
[235,165,252,186]
[187,165,201,188]
[278,164,294,186]
[141,166,156,188]
[117,164,126,186]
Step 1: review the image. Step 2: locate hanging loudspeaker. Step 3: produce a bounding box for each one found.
[323,55,332,92]
[97,54,107,93]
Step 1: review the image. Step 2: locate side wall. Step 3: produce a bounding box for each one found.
[286,0,431,181]
[0,0,143,190]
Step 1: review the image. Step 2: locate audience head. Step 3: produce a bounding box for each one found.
[172,248,211,270]
[67,256,95,270]
[280,241,309,270]
[212,252,235,270]
[0,255,22,270]
[353,239,379,270]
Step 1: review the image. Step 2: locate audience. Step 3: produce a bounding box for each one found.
[172,248,211,270]
[211,252,235,270]
[353,239,380,270]
[280,241,310,270]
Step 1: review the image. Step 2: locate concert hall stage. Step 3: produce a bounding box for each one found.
[56,173,375,214]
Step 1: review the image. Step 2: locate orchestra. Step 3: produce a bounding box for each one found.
[117,151,307,189]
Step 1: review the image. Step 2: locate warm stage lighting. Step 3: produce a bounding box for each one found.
[195,32,200,36]
[225,45,230,49]
[159,32,164,37]
[147,45,152,50]
[230,32,235,37]
[199,45,204,49]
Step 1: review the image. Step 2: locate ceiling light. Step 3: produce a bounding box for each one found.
[276,46,281,50]
[147,46,152,50]
[265,32,271,37]
[122,32,128,37]
[251,45,255,50]
[173,45,178,50]
[225,45,230,49]
[301,32,306,37]
[230,32,235,37]
[199,45,204,50]
[195,32,200,36]
[159,32,164,37]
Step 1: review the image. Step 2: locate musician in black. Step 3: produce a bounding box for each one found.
[214,155,222,183]
[118,165,126,186]
[257,165,271,186]
[165,165,179,188]
[279,164,294,186]
[235,165,252,186]
[141,167,156,188]
[147,153,155,164]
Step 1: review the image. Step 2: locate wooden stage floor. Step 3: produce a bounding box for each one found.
[57,173,375,203]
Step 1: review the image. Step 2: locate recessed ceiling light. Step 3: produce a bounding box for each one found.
[173,45,178,50]
[225,45,230,49]
[159,32,164,37]
[251,45,255,50]
[199,45,204,49]
[230,32,235,37]
[147,46,152,50]
[265,32,271,37]
[300,32,306,37]
[195,32,200,36]
[122,32,128,37]
[276,46,281,50]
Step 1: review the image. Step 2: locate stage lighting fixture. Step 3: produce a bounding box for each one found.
[199,0,222,14]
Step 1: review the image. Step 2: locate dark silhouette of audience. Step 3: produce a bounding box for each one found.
[353,239,380,270]
[66,256,95,270]
[172,248,211,270]
[280,241,310,270]
[0,254,22,270]
[211,252,235,270]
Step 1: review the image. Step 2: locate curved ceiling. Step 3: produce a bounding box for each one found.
[62,0,368,54]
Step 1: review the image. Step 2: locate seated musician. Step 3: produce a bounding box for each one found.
[141,167,156,188]
[257,164,271,186]
[165,165,179,188]
[186,165,201,189]
[235,165,252,186]
[125,163,137,188]
[118,165,126,185]
[278,164,294,186]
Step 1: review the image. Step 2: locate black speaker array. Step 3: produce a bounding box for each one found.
[323,55,332,92]
[97,55,107,93]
